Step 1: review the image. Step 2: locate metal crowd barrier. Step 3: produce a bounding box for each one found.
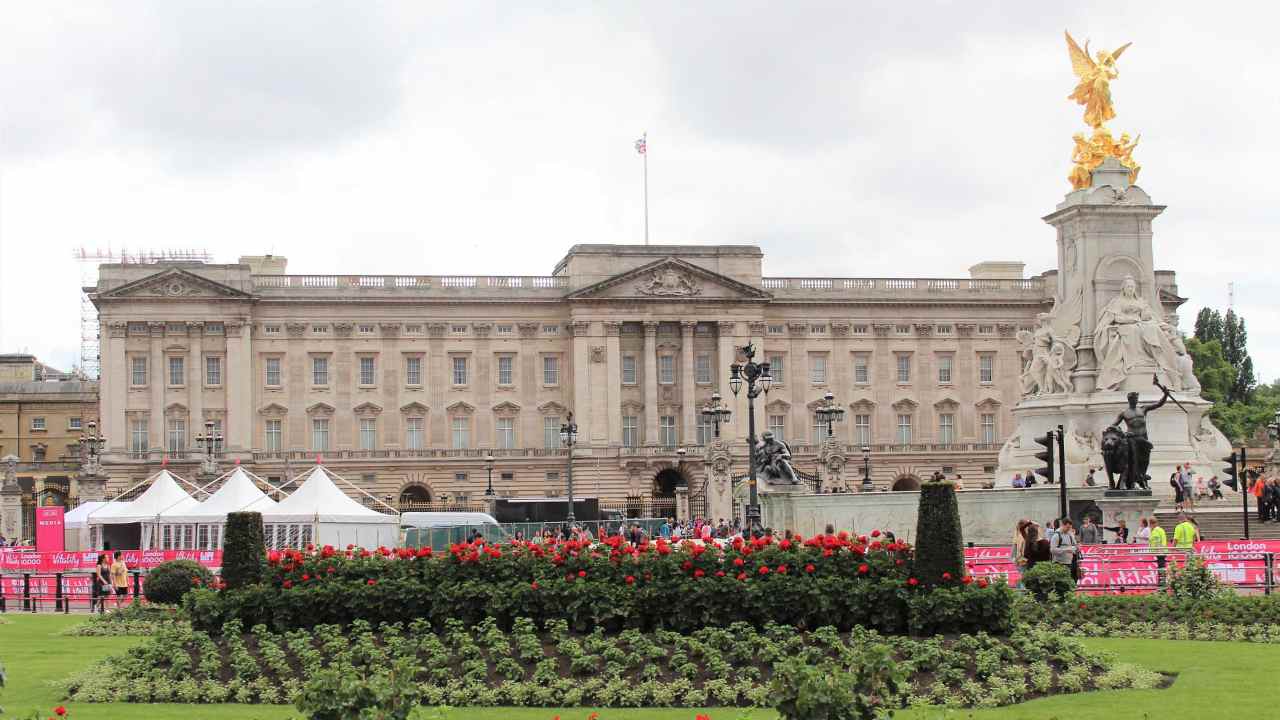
[0,570,147,614]
[967,548,1279,595]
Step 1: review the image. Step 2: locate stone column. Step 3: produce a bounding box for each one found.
[674,485,691,523]
[1,456,20,540]
[570,321,592,447]
[381,323,402,447]
[148,322,165,450]
[428,324,448,446]
[473,323,492,448]
[103,322,128,455]
[605,322,623,446]
[680,321,697,446]
[188,322,204,448]
[226,321,253,454]
[787,323,808,446]
[716,321,738,441]
[643,322,659,446]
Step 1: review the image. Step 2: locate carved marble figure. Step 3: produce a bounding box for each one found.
[754,431,800,485]
[1017,313,1077,396]
[1093,275,1182,391]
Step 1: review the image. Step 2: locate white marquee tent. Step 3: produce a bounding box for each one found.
[260,466,398,550]
[63,501,109,551]
[154,467,279,550]
[86,469,200,550]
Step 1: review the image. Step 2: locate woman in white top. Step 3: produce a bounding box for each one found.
[1133,517,1151,545]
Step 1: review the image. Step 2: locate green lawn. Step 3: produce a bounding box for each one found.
[0,614,1273,720]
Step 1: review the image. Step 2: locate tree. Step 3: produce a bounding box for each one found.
[1221,310,1256,403]
[913,481,965,585]
[222,512,267,590]
[1186,337,1234,404]
[1194,307,1224,344]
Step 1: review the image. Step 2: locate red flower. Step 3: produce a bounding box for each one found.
[962,575,973,585]
[681,560,693,571]
[837,531,850,541]
[54,706,67,717]
[908,577,919,587]
[1079,602,1087,609]
[589,713,600,720]
[779,539,792,550]
[870,529,880,538]
[625,575,635,585]
[858,563,869,575]
[978,578,989,589]
[822,548,833,558]
[804,563,815,574]
[282,580,292,589]
[530,581,539,590]
[366,579,377,586]
[736,572,747,581]
[776,565,788,574]
[758,565,770,575]
[694,569,705,578]
[733,557,745,567]
[578,570,587,578]
[267,551,281,566]
[896,559,904,566]
[942,572,952,581]
[715,570,726,577]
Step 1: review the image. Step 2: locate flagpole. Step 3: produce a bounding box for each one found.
[642,132,649,246]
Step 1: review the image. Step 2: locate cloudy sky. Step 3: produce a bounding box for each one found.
[1,2,1276,381]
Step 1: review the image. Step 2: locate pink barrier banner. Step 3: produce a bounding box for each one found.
[0,549,222,574]
[35,507,65,552]
[1,574,136,603]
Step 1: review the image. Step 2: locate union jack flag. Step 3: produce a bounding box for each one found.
[634,136,646,154]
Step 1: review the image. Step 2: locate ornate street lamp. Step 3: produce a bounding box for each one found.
[194,420,223,475]
[79,421,107,462]
[484,453,496,496]
[559,413,578,522]
[728,343,772,535]
[814,391,845,442]
[861,445,873,492]
[701,392,732,439]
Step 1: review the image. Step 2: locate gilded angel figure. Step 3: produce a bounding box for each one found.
[1065,31,1131,129]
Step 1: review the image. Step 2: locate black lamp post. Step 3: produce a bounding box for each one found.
[729,343,772,536]
[79,421,106,464]
[484,453,496,496]
[194,419,223,470]
[815,390,844,442]
[559,412,578,522]
[701,392,732,439]
[861,445,873,492]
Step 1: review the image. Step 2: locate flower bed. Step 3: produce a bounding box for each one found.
[59,602,187,637]
[64,617,1162,709]
[1022,593,1280,627]
[1030,619,1280,644]
[185,534,1015,636]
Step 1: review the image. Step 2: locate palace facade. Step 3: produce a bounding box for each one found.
[90,244,1184,515]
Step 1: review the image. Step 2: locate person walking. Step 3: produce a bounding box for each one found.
[91,553,110,614]
[1134,517,1151,545]
[1173,512,1199,549]
[1148,516,1170,584]
[109,550,129,610]
[1022,524,1052,571]
[1079,516,1101,545]
[1050,519,1081,581]
[1170,471,1185,511]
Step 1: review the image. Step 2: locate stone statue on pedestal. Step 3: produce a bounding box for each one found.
[1102,387,1171,490]
[754,432,800,485]
[1094,275,1183,391]
[2,455,16,490]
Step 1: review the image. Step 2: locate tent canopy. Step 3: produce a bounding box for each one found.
[65,501,110,528]
[88,470,200,525]
[265,466,398,524]
[160,467,276,523]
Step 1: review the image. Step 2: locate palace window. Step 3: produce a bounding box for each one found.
[130,418,149,457]
[68,417,82,431]
[311,418,330,452]
[543,356,559,385]
[205,323,224,334]
[938,413,955,444]
[852,324,868,335]
[659,416,677,448]
[697,416,714,445]
[452,357,469,386]
[497,355,513,386]
[809,354,827,384]
[937,355,953,384]
[405,418,425,450]
[265,357,282,387]
[358,324,375,335]
[264,419,282,452]
[979,354,994,384]
[205,356,222,386]
[895,325,911,335]
[496,324,513,335]
[768,415,786,442]
[131,357,148,386]
[312,357,329,386]
[405,356,422,386]
[404,324,423,334]
[896,354,911,383]
[622,416,638,447]
[767,324,784,335]
[168,357,185,386]
[622,356,637,385]
[359,356,376,385]
[695,354,712,384]
[854,354,870,384]
[496,417,515,449]
[810,324,827,334]
[31,416,47,431]
[311,325,327,335]
[767,355,784,384]
[981,413,996,444]
[167,418,186,453]
[544,416,560,449]
[896,414,913,444]
[855,414,871,445]
[812,414,830,444]
[541,324,560,335]
[359,418,376,450]
[451,417,470,449]
[263,324,281,335]
[451,324,468,335]
[658,355,675,384]
[936,324,953,336]
[978,324,995,335]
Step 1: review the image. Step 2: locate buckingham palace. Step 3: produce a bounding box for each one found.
[88,243,1183,516]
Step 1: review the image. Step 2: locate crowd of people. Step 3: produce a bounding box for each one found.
[1251,470,1280,522]
[1012,512,1203,582]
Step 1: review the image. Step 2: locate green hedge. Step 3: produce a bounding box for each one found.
[914,481,965,586]
[184,538,1015,637]
[221,512,266,590]
[143,559,214,605]
[1022,593,1280,627]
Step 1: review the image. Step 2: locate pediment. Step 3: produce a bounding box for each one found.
[492,400,522,414]
[891,398,919,412]
[975,396,1003,409]
[446,401,476,414]
[97,268,252,300]
[565,257,771,302]
[849,397,876,410]
[399,402,429,415]
[538,401,570,416]
[353,402,383,415]
[258,403,289,416]
[933,396,961,411]
[765,398,791,413]
[306,402,335,416]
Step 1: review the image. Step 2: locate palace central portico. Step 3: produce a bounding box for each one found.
[89,244,1183,516]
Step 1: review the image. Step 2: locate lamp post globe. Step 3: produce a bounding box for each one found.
[484,453,496,496]
[861,446,873,492]
[560,413,578,522]
[729,344,770,536]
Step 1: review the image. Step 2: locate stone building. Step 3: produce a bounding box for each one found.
[0,355,98,541]
[89,245,1183,518]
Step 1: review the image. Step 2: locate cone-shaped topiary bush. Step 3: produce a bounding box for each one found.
[913,481,965,586]
[222,511,267,590]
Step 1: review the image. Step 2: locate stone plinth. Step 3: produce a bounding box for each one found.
[1,485,21,541]
[76,473,108,503]
[760,486,1107,546]
[1096,492,1161,537]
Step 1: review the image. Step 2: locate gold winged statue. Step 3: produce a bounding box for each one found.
[1065,31,1131,129]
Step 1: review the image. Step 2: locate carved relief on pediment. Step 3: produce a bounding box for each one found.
[636,268,701,297]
